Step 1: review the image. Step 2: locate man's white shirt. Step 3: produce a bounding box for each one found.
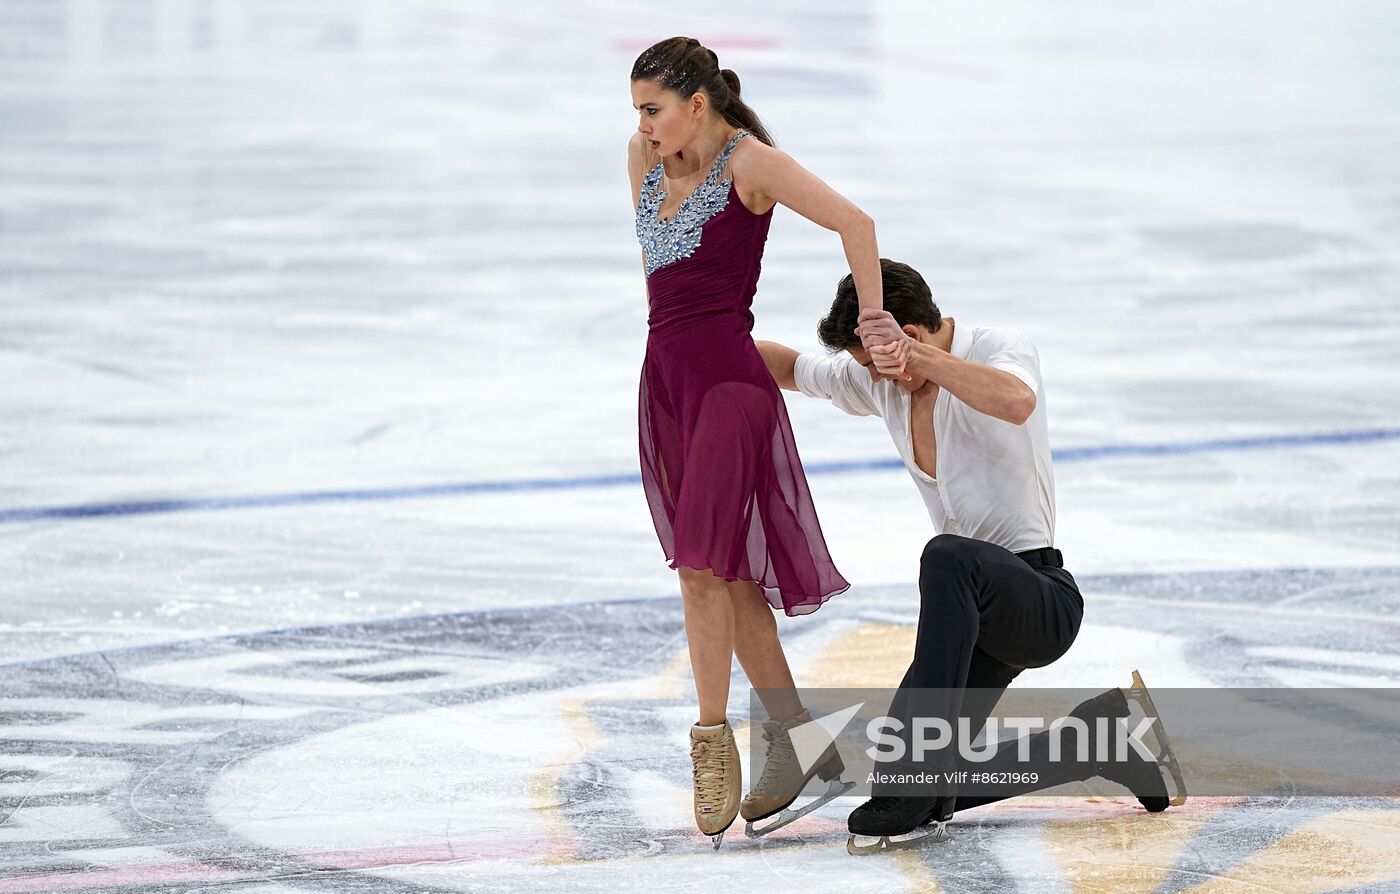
[794,323,1056,553]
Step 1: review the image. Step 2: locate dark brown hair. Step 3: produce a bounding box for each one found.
[631,37,773,146]
[818,259,942,352]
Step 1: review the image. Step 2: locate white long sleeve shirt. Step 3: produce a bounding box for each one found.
[794,323,1056,552]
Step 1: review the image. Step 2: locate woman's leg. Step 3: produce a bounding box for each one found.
[728,579,804,722]
[678,566,737,726]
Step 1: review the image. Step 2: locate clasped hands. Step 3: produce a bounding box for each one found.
[855,308,914,381]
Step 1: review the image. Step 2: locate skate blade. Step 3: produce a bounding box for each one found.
[846,821,950,856]
[743,778,856,838]
[1127,669,1189,807]
[703,817,737,851]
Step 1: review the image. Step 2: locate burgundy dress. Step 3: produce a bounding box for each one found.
[635,129,849,616]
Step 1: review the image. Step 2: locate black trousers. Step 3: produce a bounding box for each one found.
[882,534,1085,802]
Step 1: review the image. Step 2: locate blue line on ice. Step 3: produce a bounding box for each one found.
[4,427,1398,524]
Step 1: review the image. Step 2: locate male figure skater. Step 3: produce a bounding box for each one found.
[756,259,1183,854]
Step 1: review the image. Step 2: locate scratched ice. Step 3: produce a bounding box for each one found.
[2,1,1399,892]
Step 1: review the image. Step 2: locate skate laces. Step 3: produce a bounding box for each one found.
[690,738,732,806]
[753,725,797,794]
[860,796,903,814]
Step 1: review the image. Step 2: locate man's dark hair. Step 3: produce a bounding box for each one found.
[817,258,941,352]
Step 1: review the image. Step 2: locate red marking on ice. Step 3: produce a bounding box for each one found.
[0,837,571,892]
[0,861,241,893]
[298,836,571,869]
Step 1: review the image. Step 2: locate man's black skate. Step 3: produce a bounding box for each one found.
[846,796,954,855]
[1124,670,1187,807]
[1074,670,1187,811]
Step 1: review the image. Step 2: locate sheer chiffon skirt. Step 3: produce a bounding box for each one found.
[638,340,850,616]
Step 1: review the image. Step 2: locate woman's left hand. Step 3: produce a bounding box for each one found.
[855,307,905,349]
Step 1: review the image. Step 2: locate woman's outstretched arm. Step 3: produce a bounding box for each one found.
[729,141,883,322]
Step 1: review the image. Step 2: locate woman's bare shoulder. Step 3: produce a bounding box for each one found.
[728,135,789,178]
[726,136,793,206]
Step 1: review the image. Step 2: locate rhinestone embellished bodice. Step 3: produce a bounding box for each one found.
[635,129,751,279]
[635,130,773,337]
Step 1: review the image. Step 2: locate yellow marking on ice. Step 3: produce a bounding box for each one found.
[806,622,915,689]
[1041,803,1212,893]
[527,695,600,865]
[652,643,693,700]
[891,848,943,891]
[1181,810,1400,893]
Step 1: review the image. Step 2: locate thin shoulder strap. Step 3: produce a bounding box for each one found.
[711,129,750,182]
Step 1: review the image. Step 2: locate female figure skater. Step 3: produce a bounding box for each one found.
[628,36,893,847]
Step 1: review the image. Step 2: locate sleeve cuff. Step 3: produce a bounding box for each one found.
[989,359,1038,395]
[793,353,827,399]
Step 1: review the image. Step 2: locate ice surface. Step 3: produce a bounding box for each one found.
[2,0,1399,891]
